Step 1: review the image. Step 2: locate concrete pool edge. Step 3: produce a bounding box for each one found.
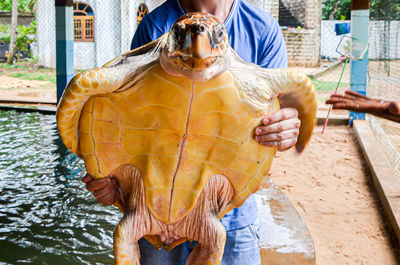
[0,103,56,115]
[353,120,400,242]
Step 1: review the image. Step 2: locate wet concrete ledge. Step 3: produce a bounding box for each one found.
[0,103,56,115]
[307,61,342,80]
[353,120,400,241]
[257,179,316,265]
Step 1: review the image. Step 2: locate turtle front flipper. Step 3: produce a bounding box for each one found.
[264,70,317,153]
[57,68,124,155]
[56,34,168,157]
[229,50,317,153]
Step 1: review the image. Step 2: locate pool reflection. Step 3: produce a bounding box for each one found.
[0,110,121,264]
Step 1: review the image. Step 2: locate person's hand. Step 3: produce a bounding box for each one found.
[254,108,300,151]
[326,90,391,114]
[82,174,119,206]
[326,90,400,122]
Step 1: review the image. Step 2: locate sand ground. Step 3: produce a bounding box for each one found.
[269,125,400,265]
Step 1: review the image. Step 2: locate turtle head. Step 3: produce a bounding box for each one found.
[160,13,231,81]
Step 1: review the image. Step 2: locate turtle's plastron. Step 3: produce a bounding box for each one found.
[56,12,317,265]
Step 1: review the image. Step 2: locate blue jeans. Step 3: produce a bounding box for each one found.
[138,220,261,265]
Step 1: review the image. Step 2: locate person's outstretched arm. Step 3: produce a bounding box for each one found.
[326,90,400,123]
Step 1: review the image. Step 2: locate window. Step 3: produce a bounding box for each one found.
[137,3,149,25]
[73,2,94,42]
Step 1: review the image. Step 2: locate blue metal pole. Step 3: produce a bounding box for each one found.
[349,0,370,123]
[55,0,74,104]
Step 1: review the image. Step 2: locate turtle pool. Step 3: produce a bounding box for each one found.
[0,110,120,264]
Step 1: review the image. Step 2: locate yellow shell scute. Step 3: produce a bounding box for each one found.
[92,120,120,143]
[79,132,95,156]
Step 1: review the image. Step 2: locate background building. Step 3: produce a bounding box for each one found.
[36,0,321,69]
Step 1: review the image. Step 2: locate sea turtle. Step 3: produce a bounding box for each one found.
[57,12,317,265]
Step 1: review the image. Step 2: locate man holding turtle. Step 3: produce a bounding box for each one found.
[83,0,302,264]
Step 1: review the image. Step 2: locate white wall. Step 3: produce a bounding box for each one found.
[37,0,56,68]
[320,20,350,59]
[36,0,167,69]
[321,20,400,60]
[93,0,122,67]
[74,42,96,69]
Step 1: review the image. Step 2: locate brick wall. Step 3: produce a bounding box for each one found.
[282,28,320,67]
[265,0,280,20]
[279,0,322,67]
[247,0,279,20]
[304,0,322,30]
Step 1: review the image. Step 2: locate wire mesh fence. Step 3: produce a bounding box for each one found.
[367,7,400,178]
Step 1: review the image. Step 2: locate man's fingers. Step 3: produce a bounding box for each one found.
[86,178,111,192]
[255,129,299,142]
[344,90,369,99]
[330,101,361,111]
[259,138,297,151]
[256,117,300,135]
[111,178,120,189]
[81,174,92,183]
[97,191,118,206]
[261,108,298,126]
[93,182,115,199]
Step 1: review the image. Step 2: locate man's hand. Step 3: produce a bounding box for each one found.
[326,90,400,122]
[326,90,390,114]
[254,108,300,151]
[82,174,119,206]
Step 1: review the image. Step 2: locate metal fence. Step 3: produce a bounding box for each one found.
[367,9,400,178]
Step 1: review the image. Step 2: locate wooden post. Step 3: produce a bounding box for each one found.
[349,0,370,123]
[55,0,74,104]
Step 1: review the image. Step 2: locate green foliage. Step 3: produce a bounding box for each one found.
[310,78,349,92]
[8,72,57,84]
[0,63,29,69]
[0,20,36,55]
[323,0,400,20]
[322,0,351,20]
[370,0,400,20]
[0,0,35,13]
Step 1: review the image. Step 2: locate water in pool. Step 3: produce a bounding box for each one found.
[0,110,121,264]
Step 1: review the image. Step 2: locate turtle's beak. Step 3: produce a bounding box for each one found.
[191,29,210,59]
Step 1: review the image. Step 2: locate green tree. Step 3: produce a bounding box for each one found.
[0,0,35,13]
[322,0,351,20]
[370,0,400,20]
[0,21,37,57]
[323,0,400,20]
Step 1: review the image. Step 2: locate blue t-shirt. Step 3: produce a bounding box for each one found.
[130,0,288,231]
